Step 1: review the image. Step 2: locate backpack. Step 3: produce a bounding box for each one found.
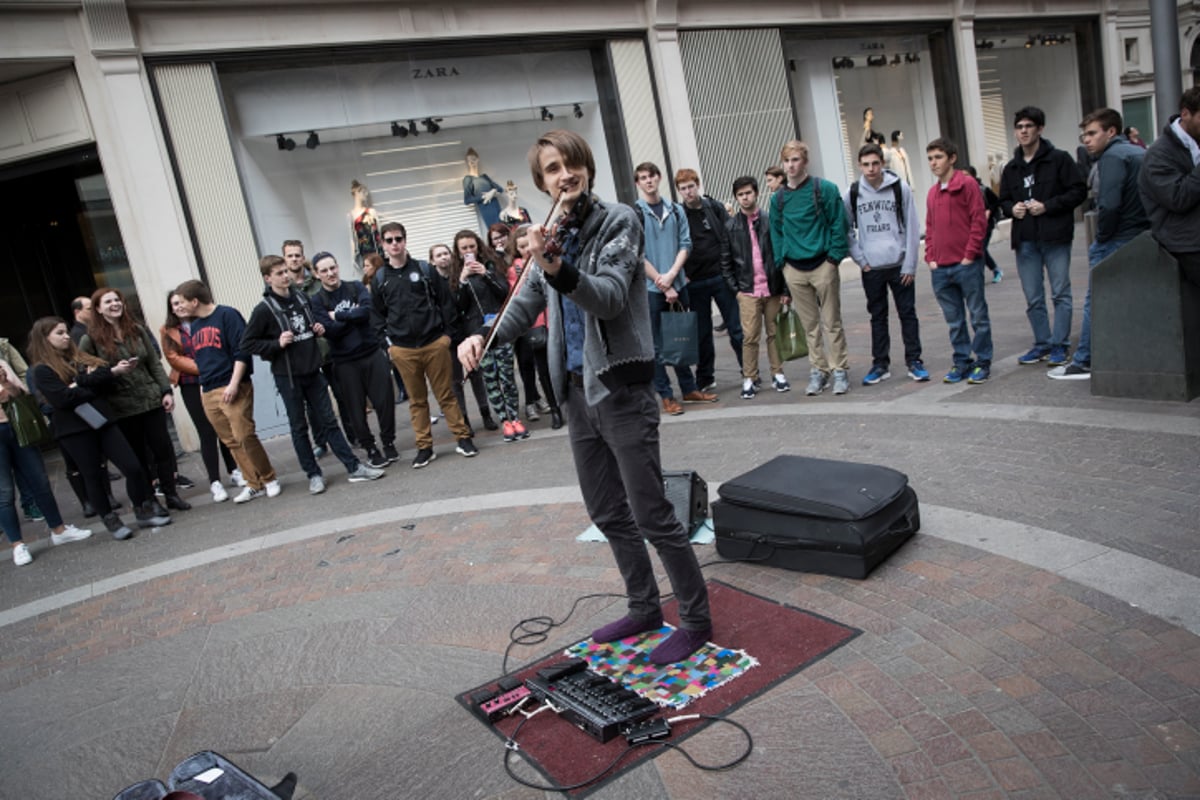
[849,180,906,236]
[772,177,828,228]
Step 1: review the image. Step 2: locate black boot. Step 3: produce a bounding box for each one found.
[481,411,499,431]
[102,512,134,541]
[551,409,564,430]
[165,493,192,511]
[135,501,172,528]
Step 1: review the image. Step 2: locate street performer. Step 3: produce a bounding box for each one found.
[458,130,713,664]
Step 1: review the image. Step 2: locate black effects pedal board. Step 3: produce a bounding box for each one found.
[524,658,659,743]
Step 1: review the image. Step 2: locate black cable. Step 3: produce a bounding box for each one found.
[501,592,626,675]
[500,713,753,793]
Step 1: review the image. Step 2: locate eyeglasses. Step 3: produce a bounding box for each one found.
[383,236,405,244]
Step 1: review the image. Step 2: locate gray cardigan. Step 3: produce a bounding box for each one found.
[490,196,655,406]
[1139,120,1200,254]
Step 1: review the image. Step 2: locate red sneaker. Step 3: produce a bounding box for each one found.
[512,419,530,439]
[502,420,516,442]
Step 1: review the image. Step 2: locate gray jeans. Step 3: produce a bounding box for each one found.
[565,380,711,630]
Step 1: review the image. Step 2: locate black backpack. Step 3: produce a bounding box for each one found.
[848,180,906,236]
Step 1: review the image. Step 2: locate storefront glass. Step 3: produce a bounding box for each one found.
[218,49,617,274]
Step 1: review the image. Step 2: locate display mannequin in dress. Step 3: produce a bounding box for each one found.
[349,180,382,275]
[462,148,505,230]
[499,180,531,225]
[888,130,914,186]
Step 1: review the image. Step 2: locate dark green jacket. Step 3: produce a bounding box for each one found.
[769,176,849,268]
[80,325,172,419]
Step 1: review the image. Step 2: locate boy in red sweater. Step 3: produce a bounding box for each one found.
[924,138,993,384]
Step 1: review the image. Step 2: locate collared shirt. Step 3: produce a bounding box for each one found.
[747,210,770,298]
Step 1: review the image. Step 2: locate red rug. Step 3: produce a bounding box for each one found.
[456,580,859,796]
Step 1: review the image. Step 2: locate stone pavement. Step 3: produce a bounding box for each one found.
[1,232,1198,799]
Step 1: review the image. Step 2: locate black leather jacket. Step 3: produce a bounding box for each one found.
[725,208,785,295]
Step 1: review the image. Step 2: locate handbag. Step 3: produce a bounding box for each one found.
[660,302,699,367]
[775,306,809,362]
[2,392,52,447]
[73,401,108,430]
[523,325,548,350]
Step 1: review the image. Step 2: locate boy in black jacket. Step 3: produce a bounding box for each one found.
[310,251,398,468]
[243,255,384,493]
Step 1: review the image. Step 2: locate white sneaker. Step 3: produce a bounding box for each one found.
[210,481,229,503]
[230,469,247,488]
[233,486,264,504]
[265,479,282,498]
[309,475,326,494]
[348,464,385,482]
[12,542,32,566]
[51,524,93,545]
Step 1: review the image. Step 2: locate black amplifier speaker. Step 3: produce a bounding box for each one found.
[663,470,707,532]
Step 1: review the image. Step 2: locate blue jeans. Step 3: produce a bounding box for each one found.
[1075,237,1132,367]
[931,259,993,369]
[648,288,698,399]
[685,274,744,387]
[0,422,64,543]
[1015,240,1073,349]
[274,372,359,478]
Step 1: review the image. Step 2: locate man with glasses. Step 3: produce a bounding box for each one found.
[998,107,1088,368]
[372,222,477,467]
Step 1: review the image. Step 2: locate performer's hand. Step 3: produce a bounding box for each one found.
[527,225,560,275]
[458,334,485,373]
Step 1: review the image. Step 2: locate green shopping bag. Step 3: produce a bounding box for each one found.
[775,306,808,361]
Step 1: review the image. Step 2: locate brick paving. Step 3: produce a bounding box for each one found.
[1,231,1198,798]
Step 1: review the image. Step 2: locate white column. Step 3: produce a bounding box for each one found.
[953,16,988,170]
[646,26,701,193]
[1100,13,1124,111]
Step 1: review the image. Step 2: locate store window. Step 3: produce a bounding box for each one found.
[784,33,943,218]
[218,49,617,275]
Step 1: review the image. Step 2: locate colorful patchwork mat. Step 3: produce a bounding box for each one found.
[564,625,758,709]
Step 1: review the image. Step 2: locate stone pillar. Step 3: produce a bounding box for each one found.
[952,16,988,171]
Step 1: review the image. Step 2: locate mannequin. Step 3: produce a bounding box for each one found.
[888,130,914,186]
[498,180,531,225]
[348,180,382,275]
[861,108,881,146]
[462,148,505,230]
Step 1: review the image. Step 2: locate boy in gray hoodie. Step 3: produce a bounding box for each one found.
[844,143,928,384]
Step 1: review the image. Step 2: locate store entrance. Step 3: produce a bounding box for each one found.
[0,145,139,352]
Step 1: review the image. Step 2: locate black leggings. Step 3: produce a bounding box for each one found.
[180,382,236,483]
[514,334,559,411]
[57,425,151,516]
[117,407,177,495]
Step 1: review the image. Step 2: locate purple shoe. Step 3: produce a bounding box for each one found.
[649,626,713,665]
[591,614,663,644]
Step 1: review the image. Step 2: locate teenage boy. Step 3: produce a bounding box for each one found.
[310,251,399,464]
[173,279,280,503]
[635,162,715,415]
[1139,87,1200,288]
[998,106,1088,367]
[459,129,712,665]
[242,255,384,493]
[769,139,852,395]
[1050,108,1150,380]
[725,175,790,398]
[844,143,928,384]
[924,138,993,384]
[675,168,743,391]
[372,221,477,467]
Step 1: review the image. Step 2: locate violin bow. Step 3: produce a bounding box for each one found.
[464,192,565,381]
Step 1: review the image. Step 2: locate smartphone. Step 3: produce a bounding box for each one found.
[465,252,476,263]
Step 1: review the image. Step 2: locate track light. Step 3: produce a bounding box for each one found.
[391,121,407,138]
[305,131,319,150]
[1024,36,1036,48]
[408,120,419,137]
[276,134,295,151]
[421,117,441,134]
[832,57,855,70]
[541,106,554,121]
[905,52,920,64]
[573,103,583,119]
[890,54,902,66]
[866,55,887,67]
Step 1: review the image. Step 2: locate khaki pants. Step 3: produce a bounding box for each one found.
[388,336,471,450]
[201,383,276,489]
[737,293,785,380]
[783,261,849,372]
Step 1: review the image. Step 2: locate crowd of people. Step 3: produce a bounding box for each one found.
[3,90,1197,595]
